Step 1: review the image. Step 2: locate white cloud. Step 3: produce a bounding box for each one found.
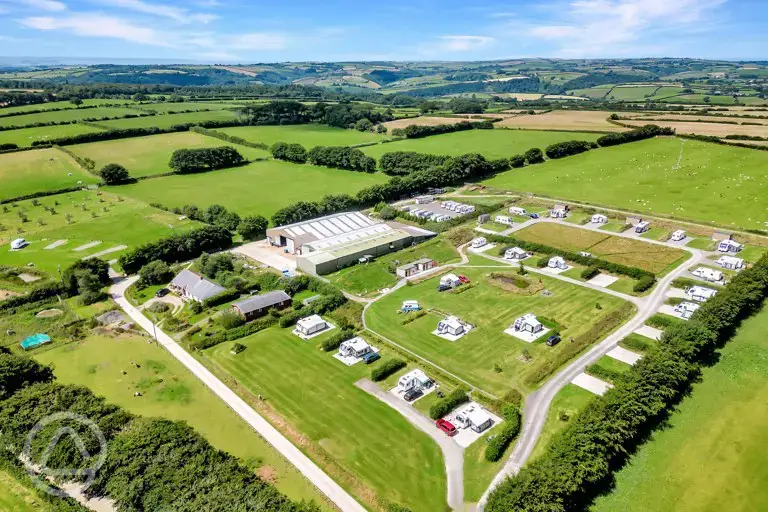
[438,35,495,51]
[523,0,727,56]
[103,0,218,24]
[21,13,172,46]
[230,32,287,50]
[21,0,67,11]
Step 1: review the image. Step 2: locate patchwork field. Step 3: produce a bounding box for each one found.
[98,109,240,129]
[365,267,630,395]
[135,102,238,113]
[591,306,768,512]
[0,191,200,274]
[381,116,471,130]
[513,223,688,275]
[481,137,768,230]
[496,110,627,132]
[0,123,104,147]
[218,124,388,148]
[204,328,446,512]
[622,119,768,138]
[69,131,270,178]
[34,333,326,506]
[115,159,388,218]
[0,106,141,128]
[362,129,602,160]
[0,148,97,201]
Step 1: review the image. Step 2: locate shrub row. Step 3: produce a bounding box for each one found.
[486,254,768,512]
[580,266,599,280]
[485,406,522,462]
[55,144,96,172]
[320,329,356,352]
[619,334,657,353]
[0,282,65,312]
[544,140,596,159]
[202,288,243,308]
[169,146,246,174]
[0,113,154,132]
[646,313,683,329]
[371,358,407,381]
[189,126,269,149]
[390,120,493,139]
[271,141,308,163]
[585,362,625,383]
[118,225,233,274]
[428,387,469,420]
[307,145,376,173]
[378,151,451,176]
[596,124,675,147]
[188,315,277,350]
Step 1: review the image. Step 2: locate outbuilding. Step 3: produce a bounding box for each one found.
[295,315,329,336]
[591,214,608,224]
[687,286,718,303]
[548,256,568,270]
[338,337,372,358]
[512,313,543,334]
[716,255,744,270]
[671,229,686,241]
[232,290,292,321]
[440,273,461,289]
[717,239,743,253]
[437,316,465,337]
[398,369,433,392]
[504,247,529,260]
[396,258,436,278]
[691,267,723,282]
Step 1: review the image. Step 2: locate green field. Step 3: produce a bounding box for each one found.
[530,383,596,461]
[482,137,768,230]
[0,191,200,274]
[0,123,105,147]
[204,328,446,512]
[69,131,270,178]
[0,107,141,128]
[0,148,97,201]
[362,129,602,160]
[33,332,326,507]
[365,267,629,395]
[99,109,240,129]
[0,471,54,512]
[604,86,662,101]
[513,223,688,275]
[218,124,387,148]
[115,159,388,218]
[135,102,238,113]
[591,305,768,512]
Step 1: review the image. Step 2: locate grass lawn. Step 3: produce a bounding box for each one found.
[0,190,201,275]
[591,306,768,512]
[99,110,240,130]
[0,147,98,201]
[0,107,141,128]
[362,129,602,160]
[687,237,716,250]
[0,123,104,147]
[365,267,629,395]
[326,237,460,296]
[0,470,56,512]
[68,131,270,178]
[481,137,768,231]
[464,422,507,501]
[33,333,326,507]
[640,226,670,241]
[529,384,596,462]
[218,124,388,148]
[587,354,632,382]
[114,159,388,218]
[203,328,446,512]
[513,223,688,275]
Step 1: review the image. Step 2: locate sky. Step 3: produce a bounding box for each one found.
[0,0,766,63]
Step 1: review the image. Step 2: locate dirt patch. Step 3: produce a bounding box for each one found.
[382,116,470,130]
[497,110,628,132]
[17,272,41,283]
[0,289,21,300]
[487,272,544,295]
[622,119,768,138]
[36,308,63,318]
[256,465,278,484]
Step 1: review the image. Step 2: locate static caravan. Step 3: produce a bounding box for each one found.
[494,215,513,226]
[716,256,744,271]
[471,237,487,248]
[591,214,608,224]
[295,315,329,336]
[717,239,743,253]
[509,206,527,216]
[338,337,372,359]
[548,256,568,270]
[512,313,543,334]
[454,404,493,433]
[398,369,432,392]
[675,301,701,320]
[691,267,723,282]
[415,195,433,205]
[504,247,529,260]
[437,316,465,336]
[687,286,718,303]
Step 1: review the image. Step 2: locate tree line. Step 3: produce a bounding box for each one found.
[391,119,494,138]
[486,254,768,511]
[169,146,246,174]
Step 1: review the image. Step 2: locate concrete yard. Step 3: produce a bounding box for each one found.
[571,372,614,396]
[587,274,620,288]
[607,346,643,365]
[634,325,664,341]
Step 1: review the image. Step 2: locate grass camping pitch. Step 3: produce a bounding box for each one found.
[218,124,388,148]
[361,129,602,160]
[33,332,327,507]
[115,159,388,218]
[203,327,446,512]
[0,148,98,201]
[591,306,768,512]
[481,137,768,231]
[0,123,105,147]
[513,223,688,275]
[365,267,630,395]
[68,131,270,178]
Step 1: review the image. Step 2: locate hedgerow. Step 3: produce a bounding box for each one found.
[428,387,469,420]
[390,120,493,139]
[371,358,406,381]
[485,406,522,462]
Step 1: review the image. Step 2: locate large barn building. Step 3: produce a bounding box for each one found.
[266,211,435,275]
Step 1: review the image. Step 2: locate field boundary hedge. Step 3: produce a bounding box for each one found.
[190,126,269,150]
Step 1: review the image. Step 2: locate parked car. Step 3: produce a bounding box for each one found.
[545,335,561,347]
[529,213,539,219]
[458,275,470,284]
[403,388,423,402]
[155,288,170,298]
[436,419,457,437]
[362,352,381,364]
[437,284,451,292]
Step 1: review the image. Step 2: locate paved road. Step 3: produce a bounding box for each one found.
[474,220,709,510]
[355,379,464,511]
[109,276,366,512]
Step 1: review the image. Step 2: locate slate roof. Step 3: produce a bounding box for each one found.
[233,290,291,314]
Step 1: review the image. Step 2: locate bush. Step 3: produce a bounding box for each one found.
[138,260,172,286]
[217,310,245,329]
[230,342,246,354]
[378,151,450,176]
[620,334,656,353]
[509,154,526,168]
[169,146,245,174]
[320,329,355,352]
[581,266,600,280]
[646,313,682,329]
[270,142,308,163]
[633,274,656,292]
[536,257,548,268]
[429,387,469,420]
[371,358,406,381]
[545,140,593,159]
[98,163,130,184]
[485,406,521,461]
[237,215,268,240]
[524,147,544,164]
[278,309,306,328]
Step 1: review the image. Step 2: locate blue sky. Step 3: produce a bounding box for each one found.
[0,0,765,63]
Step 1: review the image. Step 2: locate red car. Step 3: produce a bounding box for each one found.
[436,419,457,437]
[458,275,470,284]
